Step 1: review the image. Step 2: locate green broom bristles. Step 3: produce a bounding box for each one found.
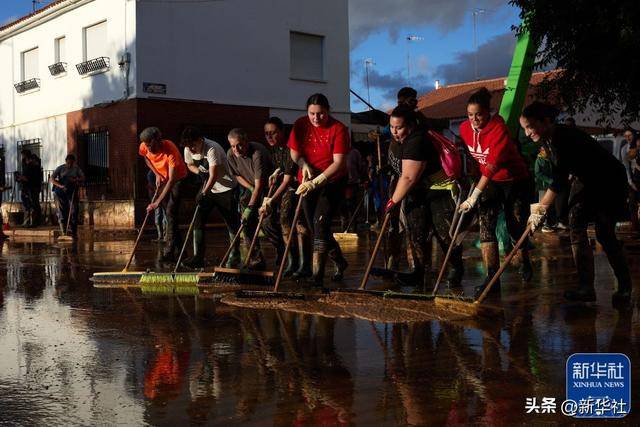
[141,284,200,295]
[138,272,200,285]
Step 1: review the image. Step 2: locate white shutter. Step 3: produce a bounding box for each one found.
[22,48,39,80]
[55,36,66,62]
[290,32,324,81]
[85,21,107,60]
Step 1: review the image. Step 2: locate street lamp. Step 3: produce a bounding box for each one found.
[364,58,375,109]
[472,8,486,81]
[406,35,423,85]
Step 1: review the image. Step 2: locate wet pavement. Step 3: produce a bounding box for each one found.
[0,229,639,426]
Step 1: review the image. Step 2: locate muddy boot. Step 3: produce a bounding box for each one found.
[564,242,596,302]
[519,248,533,283]
[328,244,348,282]
[604,241,633,307]
[474,242,501,299]
[21,210,32,227]
[293,234,312,279]
[153,225,164,242]
[445,245,465,287]
[225,246,242,269]
[248,251,266,271]
[182,230,205,269]
[283,251,298,277]
[310,250,328,288]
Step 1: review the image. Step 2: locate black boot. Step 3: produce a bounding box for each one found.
[293,234,312,279]
[283,251,298,277]
[473,242,501,299]
[519,248,533,282]
[445,245,465,287]
[328,244,348,282]
[181,229,205,269]
[564,241,596,302]
[604,241,633,307]
[310,250,327,288]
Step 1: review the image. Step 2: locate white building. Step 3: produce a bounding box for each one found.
[0,0,350,208]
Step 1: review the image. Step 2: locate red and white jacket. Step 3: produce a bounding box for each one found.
[460,114,529,182]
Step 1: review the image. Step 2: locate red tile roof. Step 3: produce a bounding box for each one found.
[0,0,67,33]
[418,70,560,120]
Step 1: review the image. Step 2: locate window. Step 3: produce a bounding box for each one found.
[290,31,324,81]
[55,36,66,63]
[82,129,109,184]
[84,21,107,61]
[17,139,42,172]
[21,47,39,80]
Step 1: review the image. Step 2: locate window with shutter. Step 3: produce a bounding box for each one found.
[290,32,325,81]
[22,47,39,80]
[84,21,107,61]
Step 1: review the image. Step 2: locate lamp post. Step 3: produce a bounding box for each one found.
[472,8,486,81]
[406,35,423,85]
[364,58,375,109]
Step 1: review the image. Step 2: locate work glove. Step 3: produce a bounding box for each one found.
[459,187,482,213]
[528,203,547,232]
[268,168,281,187]
[298,159,314,182]
[259,197,273,216]
[295,173,327,196]
[241,206,255,224]
[384,199,399,214]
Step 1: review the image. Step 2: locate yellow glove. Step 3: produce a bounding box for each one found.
[299,159,314,181]
[268,168,281,187]
[459,187,482,213]
[296,173,327,196]
[528,203,547,232]
[259,197,273,215]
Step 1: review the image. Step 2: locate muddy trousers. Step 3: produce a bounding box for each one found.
[302,179,347,283]
[161,179,183,257]
[568,185,632,293]
[21,187,42,226]
[427,189,464,276]
[403,190,435,286]
[54,189,79,235]
[192,189,240,261]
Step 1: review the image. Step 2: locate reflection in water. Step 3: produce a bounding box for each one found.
[0,239,638,425]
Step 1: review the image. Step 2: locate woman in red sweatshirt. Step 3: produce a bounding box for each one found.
[458,88,533,297]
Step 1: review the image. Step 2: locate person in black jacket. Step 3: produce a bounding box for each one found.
[520,102,632,306]
[16,150,43,227]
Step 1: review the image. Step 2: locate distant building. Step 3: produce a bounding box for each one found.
[0,0,349,222]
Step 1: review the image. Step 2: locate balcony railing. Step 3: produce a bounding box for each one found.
[48,62,67,76]
[76,57,110,75]
[14,78,40,93]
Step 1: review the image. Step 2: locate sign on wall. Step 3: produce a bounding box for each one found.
[143,82,167,95]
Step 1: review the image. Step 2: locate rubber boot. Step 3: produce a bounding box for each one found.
[328,243,348,282]
[603,241,633,307]
[564,242,596,302]
[474,242,501,299]
[445,245,465,287]
[293,234,312,279]
[182,229,205,269]
[519,248,533,282]
[153,225,164,242]
[21,210,31,227]
[310,250,328,288]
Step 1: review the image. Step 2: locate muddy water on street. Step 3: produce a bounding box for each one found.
[0,234,639,426]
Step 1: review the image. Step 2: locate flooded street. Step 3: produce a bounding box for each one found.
[0,231,639,426]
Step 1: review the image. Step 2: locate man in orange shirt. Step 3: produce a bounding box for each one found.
[139,127,188,263]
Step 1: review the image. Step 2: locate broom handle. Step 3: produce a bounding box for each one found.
[432,185,475,295]
[359,212,391,290]
[63,188,76,237]
[273,190,305,292]
[475,223,532,304]
[243,179,279,267]
[123,186,160,272]
[448,182,464,238]
[173,204,200,273]
[218,223,244,267]
[342,190,366,233]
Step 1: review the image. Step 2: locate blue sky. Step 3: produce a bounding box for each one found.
[1,0,523,112]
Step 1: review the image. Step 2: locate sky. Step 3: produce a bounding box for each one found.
[1,0,524,112]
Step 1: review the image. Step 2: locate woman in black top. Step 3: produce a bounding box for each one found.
[520,102,632,306]
[384,106,442,288]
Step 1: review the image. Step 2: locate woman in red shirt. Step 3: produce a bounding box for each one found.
[458,88,533,297]
[289,94,350,287]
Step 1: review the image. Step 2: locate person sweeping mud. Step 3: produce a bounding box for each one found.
[520,102,633,306]
[138,127,188,263]
[259,117,311,278]
[50,154,84,238]
[288,93,349,287]
[226,128,276,270]
[384,106,447,289]
[180,126,241,269]
[458,88,533,298]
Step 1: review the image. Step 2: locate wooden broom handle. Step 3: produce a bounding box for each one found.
[475,223,532,304]
[218,223,245,267]
[63,188,76,237]
[243,178,279,267]
[123,186,160,272]
[273,189,305,292]
[359,212,391,290]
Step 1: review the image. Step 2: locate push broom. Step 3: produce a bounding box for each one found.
[333,191,366,241]
[57,189,76,243]
[91,187,161,283]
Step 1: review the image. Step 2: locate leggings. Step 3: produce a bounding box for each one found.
[477,178,532,244]
[302,179,346,253]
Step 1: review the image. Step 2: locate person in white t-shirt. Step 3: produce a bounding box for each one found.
[181,126,240,269]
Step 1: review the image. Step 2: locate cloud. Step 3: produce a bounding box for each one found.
[357,66,432,104]
[434,31,516,84]
[349,0,507,48]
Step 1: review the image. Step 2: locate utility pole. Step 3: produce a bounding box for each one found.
[406,35,423,85]
[472,8,486,81]
[364,58,375,109]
